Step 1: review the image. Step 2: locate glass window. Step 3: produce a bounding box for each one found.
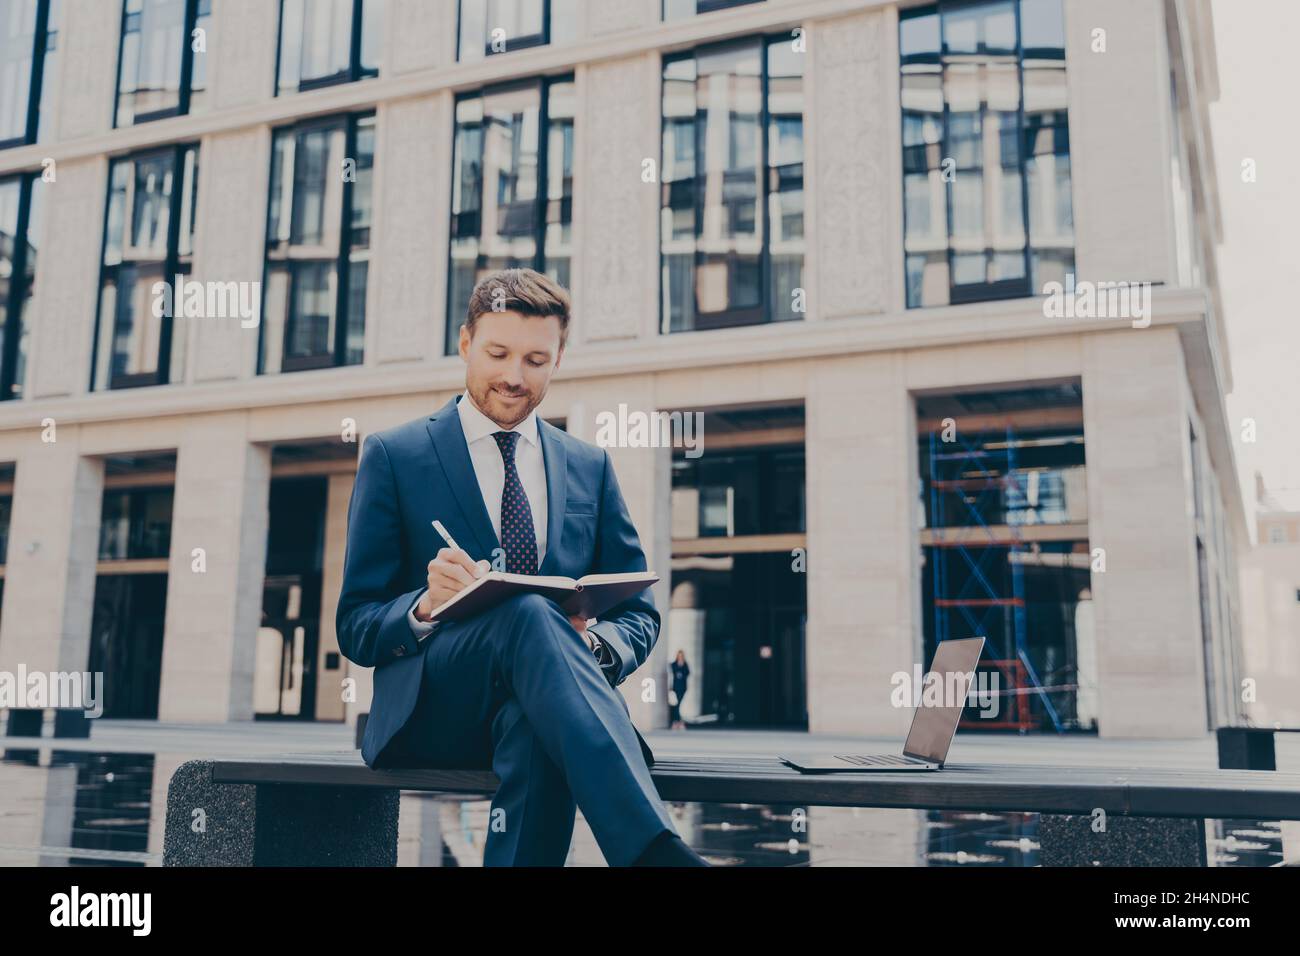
[277,0,382,95]
[0,494,10,563]
[262,113,375,373]
[115,0,209,126]
[445,78,573,355]
[457,0,577,62]
[660,33,805,333]
[900,0,1074,308]
[98,487,174,560]
[0,173,42,399]
[92,145,199,390]
[663,0,764,19]
[0,0,59,148]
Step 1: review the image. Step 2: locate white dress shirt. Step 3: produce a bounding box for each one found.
[407,390,547,636]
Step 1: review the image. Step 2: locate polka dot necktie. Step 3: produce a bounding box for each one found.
[492,430,539,575]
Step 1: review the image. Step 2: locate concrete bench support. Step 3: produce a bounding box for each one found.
[1038,814,1206,866]
[163,760,400,866]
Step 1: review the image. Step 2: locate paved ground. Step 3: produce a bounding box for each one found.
[7,717,1300,769]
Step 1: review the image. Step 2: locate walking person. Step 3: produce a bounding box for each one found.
[669,650,690,730]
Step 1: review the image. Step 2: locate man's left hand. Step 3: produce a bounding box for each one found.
[568,614,594,651]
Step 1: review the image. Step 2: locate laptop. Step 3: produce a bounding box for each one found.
[779,637,985,773]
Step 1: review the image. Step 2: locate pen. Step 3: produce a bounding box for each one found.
[433,520,487,580]
[431,519,461,552]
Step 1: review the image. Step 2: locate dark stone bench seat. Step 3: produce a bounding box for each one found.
[163,752,1300,866]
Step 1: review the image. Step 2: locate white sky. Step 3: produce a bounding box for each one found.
[1209,0,1300,514]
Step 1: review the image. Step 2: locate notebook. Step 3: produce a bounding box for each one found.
[426,570,660,623]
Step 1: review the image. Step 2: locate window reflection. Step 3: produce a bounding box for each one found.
[115,0,208,126]
[457,0,577,62]
[94,146,198,390]
[277,0,382,94]
[263,113,374,373]
[446,78,573,354]
[663,0,764,20]
[98,487,174,560]
[900,0,1074,308]
[661,34,805,333]
[0,173,42,399]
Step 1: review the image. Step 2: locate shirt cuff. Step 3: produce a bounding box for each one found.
[590,633,621,686]
[407,589,438,639]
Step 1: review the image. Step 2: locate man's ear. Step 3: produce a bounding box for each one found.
[458,324,470,361]
[554,344,564,370]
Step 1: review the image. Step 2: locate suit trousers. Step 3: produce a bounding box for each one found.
[383,591,676,866]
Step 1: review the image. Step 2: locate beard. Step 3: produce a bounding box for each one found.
[469,380,540,428]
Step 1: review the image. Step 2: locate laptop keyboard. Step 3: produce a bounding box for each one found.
[834,754,929,767]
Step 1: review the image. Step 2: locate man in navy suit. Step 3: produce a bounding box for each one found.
[336,268,708,867]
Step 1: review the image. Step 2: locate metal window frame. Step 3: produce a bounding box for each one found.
[0,0,52,151]
[112,0,203,129]
[0,173,37,399]
[89,143,198,391]
[457,0,554,63]
[258,111,375,375]
[273,0,378,97]
[662,0,765,19]
[442,74,573,356]
[899,0,1070,309]
[660,32,795,336]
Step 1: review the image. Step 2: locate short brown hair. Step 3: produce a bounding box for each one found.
[464,268,571,350]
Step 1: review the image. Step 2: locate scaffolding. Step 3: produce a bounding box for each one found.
[927,425,1064,733]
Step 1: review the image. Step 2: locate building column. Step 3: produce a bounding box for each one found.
[207,0,280,111]
[321,472,364,725]
[1083,327,1206,736]
[573,50,660,342]
[369,92,451,365]
[562,383,672,732]
[26,157,105,400]
[809,5,902,318]
[0,432,103,675]
[1065,0,1178,286]
[188,126,272,384]
[52,0,120,141]
[158,415,270,721]
[805,353,918,736]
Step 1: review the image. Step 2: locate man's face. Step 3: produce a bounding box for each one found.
[459,309,564,428]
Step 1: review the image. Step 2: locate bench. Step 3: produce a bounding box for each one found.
[162,753,1300,866]
[1216,726,1300,771]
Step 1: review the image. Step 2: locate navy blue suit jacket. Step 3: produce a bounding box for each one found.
[336,394,661,769]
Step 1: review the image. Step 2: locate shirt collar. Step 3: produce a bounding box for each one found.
[457,389,539,447]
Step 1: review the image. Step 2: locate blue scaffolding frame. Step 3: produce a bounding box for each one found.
[927,425,1063,732]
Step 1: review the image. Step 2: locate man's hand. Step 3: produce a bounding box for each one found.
[569,614,595,651]
[414,547,490,622]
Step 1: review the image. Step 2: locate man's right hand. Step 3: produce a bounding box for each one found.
[414,548,491,622]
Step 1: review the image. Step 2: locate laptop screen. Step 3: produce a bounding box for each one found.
[902,638,985,764]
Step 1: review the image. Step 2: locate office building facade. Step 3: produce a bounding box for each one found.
[0,0,1243,739]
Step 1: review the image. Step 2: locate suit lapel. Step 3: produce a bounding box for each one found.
[425,395,500,559]
[537,418,567,576]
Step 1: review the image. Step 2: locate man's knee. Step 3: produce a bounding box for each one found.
[475,593,574,659]
[502,592,567,628]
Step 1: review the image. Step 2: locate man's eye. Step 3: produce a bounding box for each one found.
[528,358,545,367]
[489,352,506,359]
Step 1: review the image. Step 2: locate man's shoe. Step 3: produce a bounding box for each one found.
[630,830,711,867]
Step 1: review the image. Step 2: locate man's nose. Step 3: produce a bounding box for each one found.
[500,361,525,386]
